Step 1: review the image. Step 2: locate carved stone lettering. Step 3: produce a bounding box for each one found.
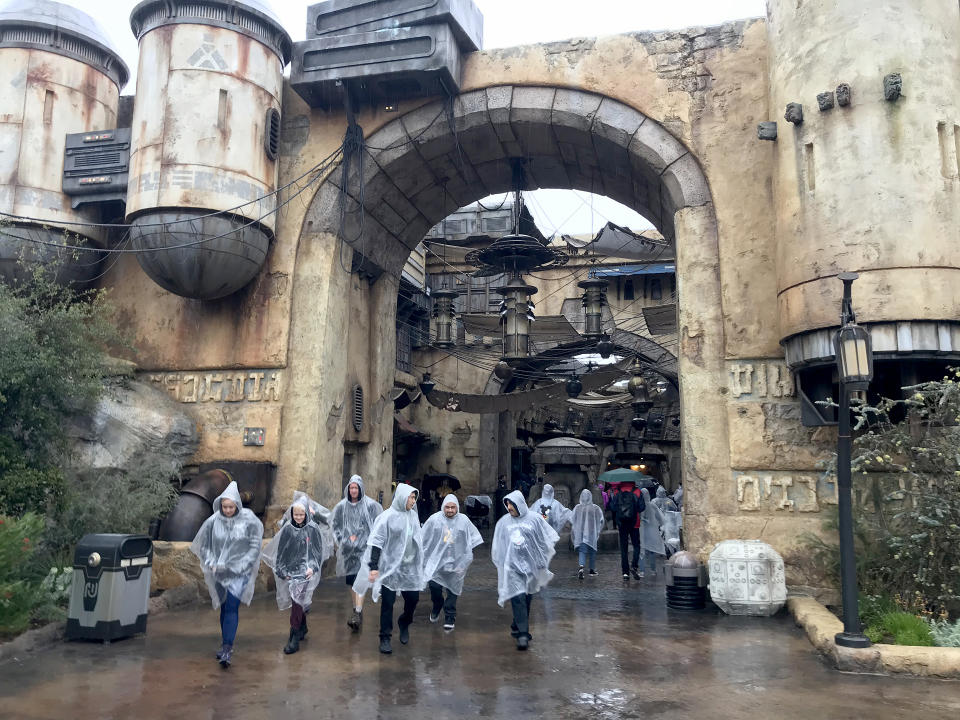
[726,361,796,399]
[736,472,829,513]
[737,475,762,510]
[143,370,285,403]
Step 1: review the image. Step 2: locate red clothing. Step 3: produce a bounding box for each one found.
[612,481,643,529]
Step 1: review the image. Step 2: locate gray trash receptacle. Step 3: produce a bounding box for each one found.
[66,534,153,641]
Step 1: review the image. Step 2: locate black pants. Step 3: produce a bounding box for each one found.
[428,581,458,622]
[509,593,533,640]
[379,587,419,639]
[618,525,641,574]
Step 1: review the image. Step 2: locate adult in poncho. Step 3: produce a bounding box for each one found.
[262,492,328,655]
[331,475,383,632]
[653,485,678,512]
[189,479,263,668]
[491,490,559,651]
[352,483,425,655]
[421,494,483,631]
[571,489,604,579]
[530,483,572,534]
[640,487,666,576]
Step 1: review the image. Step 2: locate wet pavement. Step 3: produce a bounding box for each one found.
[2,539,959,720]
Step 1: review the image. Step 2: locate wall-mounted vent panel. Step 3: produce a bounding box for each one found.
[62,128,131,208]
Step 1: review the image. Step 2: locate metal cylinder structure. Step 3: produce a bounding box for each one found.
[577,278,608,338]
[768,0,960,346]
[431,286,458,347]
[0,0,128,286]
[497,275,537,361]
[126,0,292,300]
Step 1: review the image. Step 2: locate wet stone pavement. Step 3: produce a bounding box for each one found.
[2,538,959,720]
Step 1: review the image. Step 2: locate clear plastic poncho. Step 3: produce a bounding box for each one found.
[331,475,383,577]
[491,490,560,606]
[280,491,335,569]
[189,481,264,609]
[570,488,605,552]
[640,487,666,555]
[530,484,572,533]
[662,509,682,555]
[421,494,484,596]
[352,483,425,602]
[261,492,327,611]
[653,486,678,513]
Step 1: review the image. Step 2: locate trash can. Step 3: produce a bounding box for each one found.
[665,550,708,611]
[66,534,153,642]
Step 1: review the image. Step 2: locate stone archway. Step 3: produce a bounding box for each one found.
[280,85,730,548]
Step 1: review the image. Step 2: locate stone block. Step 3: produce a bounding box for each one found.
[628,119,687,174]
[836,83,851,107]
[784,102,803,124]
[883,73,902,101]
[817,92,834,111]
[661,152,710,210]
[757,121,777,140]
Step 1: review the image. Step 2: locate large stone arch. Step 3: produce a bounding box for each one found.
[280,85,730,548]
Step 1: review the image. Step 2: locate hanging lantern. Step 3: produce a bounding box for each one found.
[627,361,653,413]
[577,278,609,339]
[497,275,538,361]
[431,287,459,347]
[834,322,873,392]
[597,334,614,359]
[566,376,583,398]
[419,372,436,395]
[631,414,648,431]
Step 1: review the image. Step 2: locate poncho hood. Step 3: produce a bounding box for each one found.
[503,490,529,517]
[213,480,243,515]
[344,475,367,502]
[391,482,418,512]
[541,484,556,503]
[441,493,460,512]
[656,486,667,499]
[579,488,593,505]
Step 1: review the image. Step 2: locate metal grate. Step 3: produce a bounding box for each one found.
[352,385,364,432]
[264,107,281,161]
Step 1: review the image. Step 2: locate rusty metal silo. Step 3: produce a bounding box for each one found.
[126,0,292,300]
[0,0,128,286]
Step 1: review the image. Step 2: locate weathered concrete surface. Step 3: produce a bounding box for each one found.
[788,596,960,679]
[3,549,958,720]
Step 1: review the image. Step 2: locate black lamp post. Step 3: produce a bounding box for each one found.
[833,272,873,649]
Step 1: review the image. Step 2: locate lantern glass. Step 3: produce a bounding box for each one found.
[835,323,873,387]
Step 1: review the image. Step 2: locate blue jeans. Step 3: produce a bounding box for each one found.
[219,592,241,646]
[577,543,596,571]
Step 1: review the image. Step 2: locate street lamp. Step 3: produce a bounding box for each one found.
[833,272,873,649]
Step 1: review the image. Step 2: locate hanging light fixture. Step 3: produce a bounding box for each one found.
[419,372,436,395]
[431,286,459,348]
[497,275,538,361]
[565,375,583,398]
[596,334,614,359]
[494,360,513,381]
[627,359,653,413]
[577,278,609,339]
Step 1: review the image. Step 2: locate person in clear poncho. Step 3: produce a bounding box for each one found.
[331,474,383,632]
[653,485,678,512]
[262,492,328,655]
[640,487,667,576]
[662,508,683,556]
[189,479,263,668]
[571,488,604,579]
[530,483,572,533]
[352,483,425,655]
[491,490,559,651]
[421,494,483,631]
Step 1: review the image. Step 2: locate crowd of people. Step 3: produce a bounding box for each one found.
[188,472,681,667]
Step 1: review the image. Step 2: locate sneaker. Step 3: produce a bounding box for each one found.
[347,609,361,632]
[578,566,585,580]
[443,619,455,631]
[631,568,643,580]
[429,612,440,623]
[623,573,630,581]
[219,644,232,668]
[516,635,529,651]
[399,624,410,645]
[588,569,598,577]
[216,643,227,660]
[379,637,392,654]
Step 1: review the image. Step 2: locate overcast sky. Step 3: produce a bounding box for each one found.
[81,0,766,235]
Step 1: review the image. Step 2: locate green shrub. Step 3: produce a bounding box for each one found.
[0,514,44,634]
[929,618,960,648]
[865,611,935,647]
[859,593,898,628]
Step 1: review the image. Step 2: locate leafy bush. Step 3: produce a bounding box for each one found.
[872,612,935,647]
[807,372,960,618]
[929,618,960,648]
[859,593,899,628]
[32,566,72,624]
[0,514,44,635]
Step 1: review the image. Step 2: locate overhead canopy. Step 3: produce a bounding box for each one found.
[641,303,678,335]
[592,263,675,277]
[460,314,581,342]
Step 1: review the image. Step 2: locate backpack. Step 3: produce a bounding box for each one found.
[617,491,642,525]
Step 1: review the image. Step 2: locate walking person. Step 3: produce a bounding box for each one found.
[189,479,264,668]
[571,489,604,580]
[262,492,329,655]
[613,479,644,581]
[639,487,667,577]
[491,490,559,651]
[530,483,572,534]
[332,474,383,632]
[421,494,483,631]
[353,483,425,655]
